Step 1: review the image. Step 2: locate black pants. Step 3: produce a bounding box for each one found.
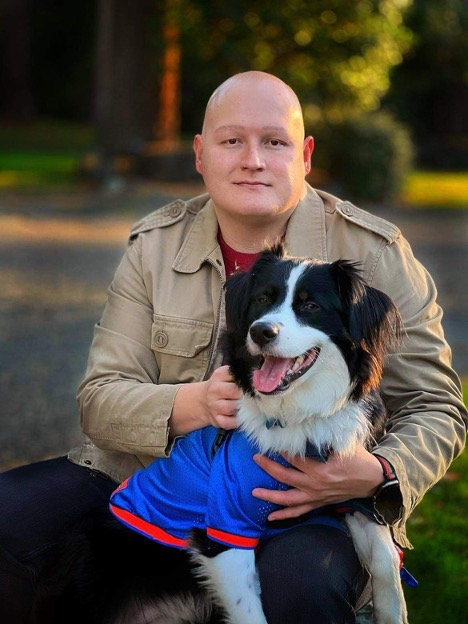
[0,456,369,623]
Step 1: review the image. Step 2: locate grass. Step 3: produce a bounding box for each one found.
[401,171,468,208]
[403,379,468,623]
[0,120,95,190]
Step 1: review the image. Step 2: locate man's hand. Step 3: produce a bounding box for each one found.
[202,365,242,430]
[170,365,241,437]
[252,446,385,521]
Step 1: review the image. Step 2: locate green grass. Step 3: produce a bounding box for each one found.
[403,379,468,623]
[0,120,95,190]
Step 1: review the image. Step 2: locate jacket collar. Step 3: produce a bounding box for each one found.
[173,198,222,274]
[172,184,327,274]
[284,184,327,261]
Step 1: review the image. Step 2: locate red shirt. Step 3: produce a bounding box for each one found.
[217,231,258,277]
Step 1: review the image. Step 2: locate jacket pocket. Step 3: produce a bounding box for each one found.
[151,314,214,383]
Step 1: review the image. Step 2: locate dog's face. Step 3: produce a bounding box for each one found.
[224,243,401,404]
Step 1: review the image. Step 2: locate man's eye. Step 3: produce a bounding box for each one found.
[225,138,239,145]
[267,139,286,147]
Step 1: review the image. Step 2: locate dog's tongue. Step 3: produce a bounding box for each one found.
[252,356,293,393]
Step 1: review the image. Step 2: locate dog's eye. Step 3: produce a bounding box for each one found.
[256,295,270,305]
[301,301,319,312]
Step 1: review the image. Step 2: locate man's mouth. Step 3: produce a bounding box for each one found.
[252,347,321,394]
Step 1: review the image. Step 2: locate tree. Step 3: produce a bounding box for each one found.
[93,0,160,157]
[384,0,468,167]
[155,0,182,147]
[0,0,35,121]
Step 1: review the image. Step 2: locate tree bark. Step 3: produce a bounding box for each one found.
[0,0,35,121]
[93,0,159,157]
[154,0,181,147]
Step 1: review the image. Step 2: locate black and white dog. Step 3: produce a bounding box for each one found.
[48,244,409,624]
[190,242,408,624]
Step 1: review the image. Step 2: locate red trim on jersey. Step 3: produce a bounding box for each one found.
[109,504,188,548]
[208,526,259,549]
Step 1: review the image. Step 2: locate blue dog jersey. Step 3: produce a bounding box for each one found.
[109,427,344,550]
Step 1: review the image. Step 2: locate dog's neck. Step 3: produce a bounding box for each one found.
[236,395,372,459]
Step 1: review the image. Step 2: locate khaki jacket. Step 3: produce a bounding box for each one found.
[69,185,466,548]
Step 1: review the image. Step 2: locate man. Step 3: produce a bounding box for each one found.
[0,71,466,623]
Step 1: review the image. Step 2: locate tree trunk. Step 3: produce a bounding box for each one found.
[93,0,159,157]
[154,0,181,148]
[0,0,35,121]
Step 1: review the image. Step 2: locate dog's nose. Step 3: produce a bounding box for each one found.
[249,322,280,347]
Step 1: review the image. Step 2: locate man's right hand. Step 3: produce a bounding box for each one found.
[169,365,241,437]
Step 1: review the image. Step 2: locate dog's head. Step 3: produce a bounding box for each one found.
[223,242,402,404]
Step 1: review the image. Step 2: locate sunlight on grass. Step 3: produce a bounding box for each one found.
[403,378,467,623]
[401,171,468,208]
[0,152,81,189]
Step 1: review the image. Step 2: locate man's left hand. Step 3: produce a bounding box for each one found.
[252,446,384,521]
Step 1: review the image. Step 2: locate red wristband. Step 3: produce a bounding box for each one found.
[373,454,397,482]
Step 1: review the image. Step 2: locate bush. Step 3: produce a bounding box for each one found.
[311,113,414,203]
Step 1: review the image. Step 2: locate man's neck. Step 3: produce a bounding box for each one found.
[215,211,292,253]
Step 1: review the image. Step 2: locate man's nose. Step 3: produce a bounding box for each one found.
[241,143,264,169]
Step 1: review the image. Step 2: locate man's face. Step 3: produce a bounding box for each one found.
[193,77,314,223]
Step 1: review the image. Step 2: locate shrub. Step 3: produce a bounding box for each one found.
[311,113,414,203]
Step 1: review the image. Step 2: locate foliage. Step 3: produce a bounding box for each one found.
[312,112,414,202]
[180,0,413,131]
[383,0,468,168]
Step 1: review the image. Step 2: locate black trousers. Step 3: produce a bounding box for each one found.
[0,456,369,623]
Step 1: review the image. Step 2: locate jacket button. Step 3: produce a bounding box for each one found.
[155,331,168,347]
[84,460,92,465]
[343,205,354,216]
[169,206,181,217]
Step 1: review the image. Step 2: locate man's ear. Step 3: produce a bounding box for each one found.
[193,134,203,174]
[303,136,314,175]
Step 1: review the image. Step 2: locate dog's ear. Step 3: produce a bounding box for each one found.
[332,259,403,387]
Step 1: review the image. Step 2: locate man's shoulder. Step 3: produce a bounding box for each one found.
[317,189,401,244]
[129,193,210,241]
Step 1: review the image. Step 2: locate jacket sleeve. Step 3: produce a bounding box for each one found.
[371,232,466,542]
[77,235,182,458]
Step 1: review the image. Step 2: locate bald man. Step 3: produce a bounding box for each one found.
[1,71,465,623]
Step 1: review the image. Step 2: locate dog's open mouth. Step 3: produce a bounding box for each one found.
[252,347,321,394]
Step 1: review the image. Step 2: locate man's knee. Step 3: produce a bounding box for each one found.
[256,525,368,623]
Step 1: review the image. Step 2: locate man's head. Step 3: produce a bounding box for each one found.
[193,71,314,228]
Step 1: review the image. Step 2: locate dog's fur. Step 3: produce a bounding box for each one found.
[43,244,408,624]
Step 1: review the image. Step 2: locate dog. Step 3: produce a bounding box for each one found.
[108,242,412,624]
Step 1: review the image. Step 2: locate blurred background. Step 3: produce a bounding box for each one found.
[0,1,467,621]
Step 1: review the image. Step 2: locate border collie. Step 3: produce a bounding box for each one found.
[107,243,411,624]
